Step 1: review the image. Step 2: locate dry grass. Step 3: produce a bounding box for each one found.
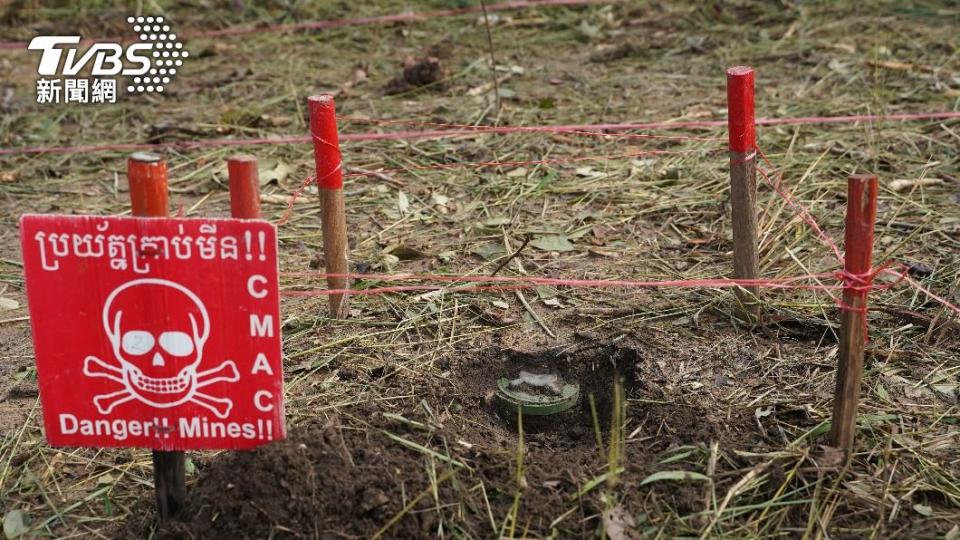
[1,0,959,538]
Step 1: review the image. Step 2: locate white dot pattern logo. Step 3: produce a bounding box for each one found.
[125,15,186,95]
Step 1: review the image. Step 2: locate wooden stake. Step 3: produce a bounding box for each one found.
[830,174,878,451]
[726,66,761,319]
[227,154,261,219]
[127,152,186,522]
[151,450,186,521]
[307,95,350,318]
[128,152,170,218]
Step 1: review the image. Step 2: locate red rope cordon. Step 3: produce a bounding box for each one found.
[280,271,838,289]
[2,111,958,157]
[754,146,844,263]
[888,269,960,316]
[276,268,960,318]
[275,174,316,226]
[278,271,843,297]
[0,0,604,51]
[272,147,713,223]
[340,116,724,143]
[340,148,709,178]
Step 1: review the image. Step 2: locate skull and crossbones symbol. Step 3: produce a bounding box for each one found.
[83,278,239,419]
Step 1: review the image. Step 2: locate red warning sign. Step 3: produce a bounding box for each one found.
[20,214,284,450]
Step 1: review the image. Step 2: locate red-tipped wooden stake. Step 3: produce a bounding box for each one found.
[128,152,169,218]
[227,154,261,219]
[727,66,761,319]
[308,94,350,318]
[127,152,185,523]
[830,174,878,451]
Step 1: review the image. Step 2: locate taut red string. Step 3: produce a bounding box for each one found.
[3,111,959,157]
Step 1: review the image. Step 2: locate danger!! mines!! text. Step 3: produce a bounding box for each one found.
[59,414,275,442]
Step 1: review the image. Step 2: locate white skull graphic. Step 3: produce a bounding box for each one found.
[83,278,239,418]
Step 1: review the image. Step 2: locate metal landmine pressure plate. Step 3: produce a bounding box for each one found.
[494,370,580,417]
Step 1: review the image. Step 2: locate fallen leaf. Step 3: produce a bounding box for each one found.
[437,250,456,262]
[577,20,602,40]
[397,191,410,215]
[431,193,450,207]
[384,244,428,261]
[813,445,845,469]
[376,253,400,271]
[913,503,933,517]
[639,470,711,486]
[483,217,512,227]
[602,504,638,540]
[3,510,28,539]
[530,235,575,252]
[259,161,291,186]
[535,286,558,300]
[828,59,851,75]
[755,406,774,424]
[471,244,506,261]
[97,473,116,485]
[0,298,19,311]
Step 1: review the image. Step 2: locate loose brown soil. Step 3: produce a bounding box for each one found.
[118,327,806,538]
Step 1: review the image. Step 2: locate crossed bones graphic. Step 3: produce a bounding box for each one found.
[84,278,240,419]
[84,355,240,418]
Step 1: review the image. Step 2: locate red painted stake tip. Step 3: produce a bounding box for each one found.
[726,66,756,154]
[307,95,343,190]
[843,174,879,295]
[127,152,168,218]
[227,155,261,219]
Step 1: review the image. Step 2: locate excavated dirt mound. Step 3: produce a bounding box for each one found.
[123,332,772,539]
[123,415,436,539]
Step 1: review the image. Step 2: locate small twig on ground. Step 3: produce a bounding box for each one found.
[516,290,556,338]
[490,235,530,277]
